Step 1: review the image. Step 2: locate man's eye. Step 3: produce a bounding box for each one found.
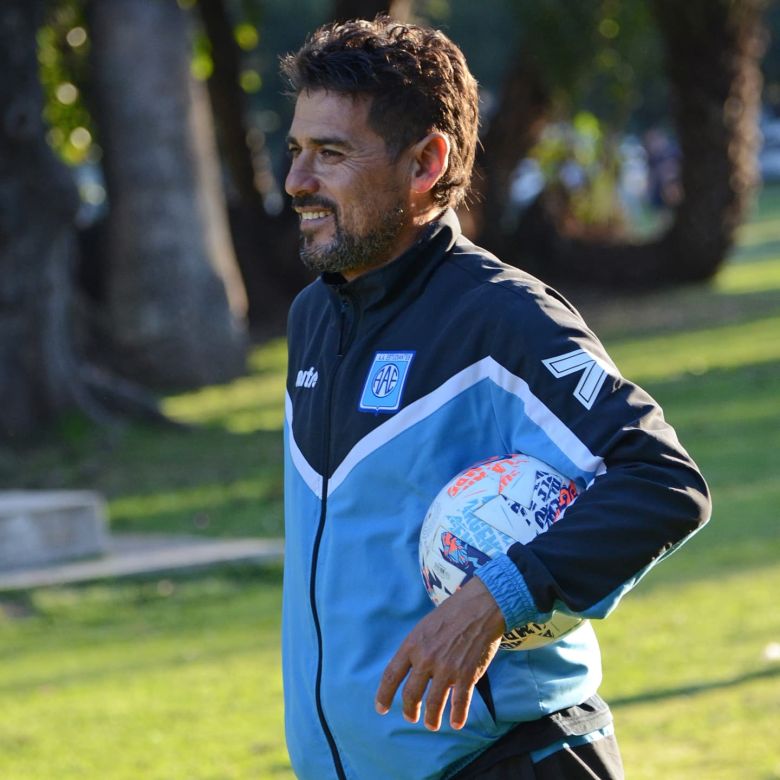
[320,148,343,159]
[287,146,300,158]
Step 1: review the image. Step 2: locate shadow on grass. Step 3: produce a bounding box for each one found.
[0,636,266,696]
[610,664,780,709]
[729,238,780,263]
[0,423,285,537]
[0,560,283,603]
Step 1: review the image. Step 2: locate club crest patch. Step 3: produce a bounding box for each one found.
[359,351,415,413]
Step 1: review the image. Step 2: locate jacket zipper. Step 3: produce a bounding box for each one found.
[309,294,355,780]
[309,477,346,779]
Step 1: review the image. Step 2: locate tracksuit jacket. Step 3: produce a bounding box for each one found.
[282,208,711,779]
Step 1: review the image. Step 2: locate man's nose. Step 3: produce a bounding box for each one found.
[285,153,319,197]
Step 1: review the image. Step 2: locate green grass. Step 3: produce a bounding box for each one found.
[1,189,780,778]
[581,189,780,779]
[0,568,290,779]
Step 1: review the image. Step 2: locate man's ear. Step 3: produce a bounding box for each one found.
[409,132,450,196]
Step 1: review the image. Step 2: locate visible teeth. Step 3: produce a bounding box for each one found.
[300,211,330,221]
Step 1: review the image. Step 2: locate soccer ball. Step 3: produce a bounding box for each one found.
[419,453,584,651]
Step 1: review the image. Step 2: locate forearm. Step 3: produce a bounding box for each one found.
[476,448,710,629]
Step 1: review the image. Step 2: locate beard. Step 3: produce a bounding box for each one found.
[295,197,408,276]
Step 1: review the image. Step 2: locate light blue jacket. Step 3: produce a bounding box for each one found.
[282,211,710,779]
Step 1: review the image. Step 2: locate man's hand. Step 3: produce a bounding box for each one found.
[374,577,505,731]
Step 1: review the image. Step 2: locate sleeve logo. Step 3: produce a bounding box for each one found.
[359,351,415,413]
[542,348,609,410]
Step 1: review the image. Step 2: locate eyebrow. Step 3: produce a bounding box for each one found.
[286,134,355,151]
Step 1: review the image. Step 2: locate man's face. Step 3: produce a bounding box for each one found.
[285,90,417,278]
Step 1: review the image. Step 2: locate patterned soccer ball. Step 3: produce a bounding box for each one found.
[419,453,584,651]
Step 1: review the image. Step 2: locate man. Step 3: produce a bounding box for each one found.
[280,17,710,780]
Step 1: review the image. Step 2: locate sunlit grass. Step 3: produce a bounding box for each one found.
[0,568,291,780]
[598,563,780,780]
[714,255,780,293]
[607,315,780,382]
[735,214,780,248]
[163,339,287,433]
[587,209,780,778]
[110,478,275,520]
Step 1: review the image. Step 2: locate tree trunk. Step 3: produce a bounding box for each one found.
[198,0,269,211]
[655,0,764,280]
[197,0,310,334]
[0,0,86,438]
[89,0,248,388]
[468,51,551,242]
[496,0,766,290]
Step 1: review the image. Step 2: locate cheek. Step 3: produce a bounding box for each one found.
[353,177,403,218]
[333,165,405,230]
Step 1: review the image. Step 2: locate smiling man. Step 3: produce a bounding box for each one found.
[286,90,420,277]
[280,17,710,780]
[285,80,458,280]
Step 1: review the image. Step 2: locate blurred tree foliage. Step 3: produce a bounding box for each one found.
[38,0,669,229]
[37,0,93,166]
[38,0,770,261]
[38,0,772,198]
[511,0,768,288]
[510,0,666,129]
[505,0,667,237]
[4,0,770,436]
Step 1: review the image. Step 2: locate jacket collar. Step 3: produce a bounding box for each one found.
[322,208,461,313]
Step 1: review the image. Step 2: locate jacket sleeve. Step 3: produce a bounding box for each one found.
[474,283,711,630]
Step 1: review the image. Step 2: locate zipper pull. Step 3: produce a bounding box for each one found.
[337,295,351,357]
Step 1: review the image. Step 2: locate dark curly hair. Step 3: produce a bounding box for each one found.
[280,16,479,210]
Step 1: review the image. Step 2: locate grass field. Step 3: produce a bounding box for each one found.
[1,191,779,779]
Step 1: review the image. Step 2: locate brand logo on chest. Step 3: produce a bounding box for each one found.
[359,351,415,413]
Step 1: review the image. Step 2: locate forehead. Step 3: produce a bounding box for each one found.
[288,90,385,147]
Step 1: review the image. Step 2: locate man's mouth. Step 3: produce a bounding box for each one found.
[293,198,337,228]
[298,209,332,222]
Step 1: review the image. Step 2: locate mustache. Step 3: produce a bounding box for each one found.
[291,195,338,212]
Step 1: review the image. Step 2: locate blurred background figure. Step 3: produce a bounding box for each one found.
[643,126,681,209]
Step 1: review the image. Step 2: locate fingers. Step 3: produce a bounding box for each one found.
[376,661,476,732]
[374,580,504,730]
[376,651,454,731]
[375,654,411,716]
[449,683,474,730]
[421,678,451,731]
[401,674,474,731]
[401,669,428,724]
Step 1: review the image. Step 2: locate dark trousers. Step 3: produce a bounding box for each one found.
[453,734,624,780]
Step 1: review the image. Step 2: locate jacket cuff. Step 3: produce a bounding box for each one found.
[475,554,538,631]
